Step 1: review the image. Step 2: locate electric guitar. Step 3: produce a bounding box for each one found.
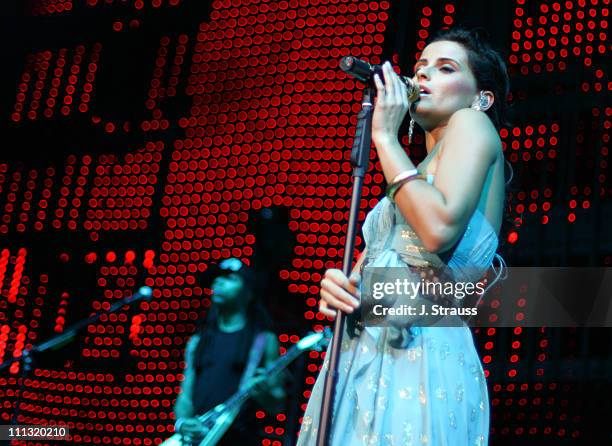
[161,330,330,446]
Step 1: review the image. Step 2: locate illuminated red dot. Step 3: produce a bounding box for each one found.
[106,252,117,262]
[125,251,136,264]
[507,231,518,244]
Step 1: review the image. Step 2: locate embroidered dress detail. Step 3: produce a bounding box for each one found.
[297,174,503,446]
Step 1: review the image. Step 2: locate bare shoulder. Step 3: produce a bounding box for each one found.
[186,333,201,352]
[448,109,500,140]
[188,333,201,344]
[445,108,501,161]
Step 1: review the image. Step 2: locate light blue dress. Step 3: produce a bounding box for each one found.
[297,175,505,446]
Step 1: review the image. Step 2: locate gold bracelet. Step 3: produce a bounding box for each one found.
[385,169,424,203]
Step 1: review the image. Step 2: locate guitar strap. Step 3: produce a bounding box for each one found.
[237,331,267,390]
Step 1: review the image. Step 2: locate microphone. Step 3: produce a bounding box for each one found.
[339,56,420,102]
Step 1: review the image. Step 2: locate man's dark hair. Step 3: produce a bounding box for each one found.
[429,27,511,131]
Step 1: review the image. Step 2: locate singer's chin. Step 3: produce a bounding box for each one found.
[409,100,427,116]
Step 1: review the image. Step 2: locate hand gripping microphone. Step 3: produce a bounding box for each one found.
[339,56,420,102]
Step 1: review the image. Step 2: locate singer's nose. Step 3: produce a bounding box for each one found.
[415,67,429,81]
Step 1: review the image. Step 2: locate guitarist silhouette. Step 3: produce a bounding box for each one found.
[171,258,285,446]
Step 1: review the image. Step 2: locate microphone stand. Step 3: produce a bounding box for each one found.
[0,286,153,425]
[316,86,373,446]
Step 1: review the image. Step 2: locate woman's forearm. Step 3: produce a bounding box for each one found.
[374,136,451,251]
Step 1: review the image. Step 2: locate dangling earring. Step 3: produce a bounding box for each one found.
[408,118,415,144]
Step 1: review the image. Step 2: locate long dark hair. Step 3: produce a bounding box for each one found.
[194,281,274,364]
[191,302,271,376]
[429,27,511,131]
[200,296,273,334]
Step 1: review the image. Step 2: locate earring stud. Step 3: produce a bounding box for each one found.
[473,91,489,111]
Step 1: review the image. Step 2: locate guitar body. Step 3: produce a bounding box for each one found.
[198,403,242,446]
[160,331,329,446]
[158,403,242,446]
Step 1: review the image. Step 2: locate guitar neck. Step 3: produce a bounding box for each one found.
[209,340,311,414]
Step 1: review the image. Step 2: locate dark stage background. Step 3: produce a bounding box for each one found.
[0,0,610,444]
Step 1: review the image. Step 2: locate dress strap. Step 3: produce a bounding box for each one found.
[482,253,507,295]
